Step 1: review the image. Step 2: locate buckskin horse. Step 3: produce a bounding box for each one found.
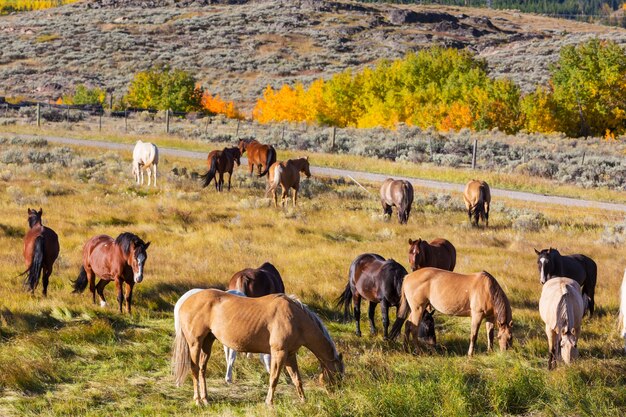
[389,268,513,356]
[132,140,159,187]
[21,208,60,296]
[73,232,150,314]
[534,248,597,316]
[172,290,344,406]
[200,146,241,191]
[463,179,491,227]
[408,238,456,271]
[238,139,276,177]
[266,157,311,207]
[380,178,414,224]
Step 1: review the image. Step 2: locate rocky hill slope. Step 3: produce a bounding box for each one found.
[1,0,625,108]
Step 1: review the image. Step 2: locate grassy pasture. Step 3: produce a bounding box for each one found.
[0,138,624,416]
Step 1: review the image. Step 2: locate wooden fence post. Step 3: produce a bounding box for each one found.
[109,94,113,110]
[471,139,478,169]
[281,124,286,142]
[428,137,433,161]
[66,105,70,122]
[99,109,103,132]
[36,103,41,128]
[236,119,240,138]
[166,109,170,134]
[204,115,210,135]
[124,109,128,132]
[581,151,586,166]
[330,126,336,150]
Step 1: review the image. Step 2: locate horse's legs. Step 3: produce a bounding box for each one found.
[86,269,97,304]
[280,186,288,208]
[260,353,271,373]
[227,172,232,191]
[224,346,237,383]
[353,294,362,337]
[368,302,377,335]
[153,164,157,187]
[546,326,556,370]
[284,353,305,402]
[115,279,124,314]
[468,312,484,356]
[95,279,108,307]
[198,335,215,405]
[42,265,52,297]
[189,340,202,405]
[484,201,490,227]
[381,300,390,339]
[266,349,287,406]
[583,284,595,317]
[147,166,152,186]
[485,320,494,352]
[382,202,392,217]
[140,168,144,186]
[124,281,134,314]
[407,306,424,353]
[292,186,299,207]
[218,172,224,192]
[404,320,413,352]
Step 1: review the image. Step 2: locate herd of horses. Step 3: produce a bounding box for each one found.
[16,136,626,407]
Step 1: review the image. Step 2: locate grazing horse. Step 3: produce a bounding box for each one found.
[238,139,276,177]
[132,140,159,187]
[620,269,626,353]
[539,278,587,369]
[266,157,311,207]
[73,232,150,314]
[21,208,60,296]
[336,253,435,343]
[172,290,344,406]
[200,147,241,191]
[389,268,513,356]
[380,178,414,225]
[408,238,456,271]
[534,248,597,316]
[463,179,490,227]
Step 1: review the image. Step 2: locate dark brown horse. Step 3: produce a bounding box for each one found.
[534,247,597,316]
[21,208,60,296]
[228,262,285,297]
[463,179,491,227]
[73,232,150,314]
[238,139,276,177]
[200,147,241,191]
[408,238,456,272]
[266,158,311,207]
[337,253,434,342]
[380,178,414,224]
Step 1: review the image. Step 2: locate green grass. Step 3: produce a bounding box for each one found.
[0,139,624,416]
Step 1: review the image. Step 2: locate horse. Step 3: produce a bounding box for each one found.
[228,262,285,297]
[238,139,276,177]
[266,157,311,207]
[620,269,626,353]
[172,290,344,406]
[539,277,587,369]
[463,179,490,227]
[73,232,150,314]
[389,268,513,356]
[200,147,241,191]
[21,208,60,296]
[408,238,456,271]
[380,178,414,225]
[534,248,597,316]
[132,140,159,187]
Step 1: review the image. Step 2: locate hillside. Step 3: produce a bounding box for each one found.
[1,0,625,109]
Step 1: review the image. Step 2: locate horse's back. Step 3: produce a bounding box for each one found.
[429,238,456,270]
[133,141,158,166]
[404,268,486,309]
[539,278,584,328]
[564,254,597,283]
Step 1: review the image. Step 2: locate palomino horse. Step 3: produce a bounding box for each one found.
[389,268,513,356]
[200,147,241,191]
[238,139,276,177]
[21,208,60,296]
[172,290,344,406]
[336,253,435,343]
[266,157,311,207]
[380,178,414,225]
[463,179,490,227]
[534,248,597,316]
[132,140,159,187]
[73,232,150,314]
[539,278,587,369]
[620,269,626,353]
[408,238,456,271]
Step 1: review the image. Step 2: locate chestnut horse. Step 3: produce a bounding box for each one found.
[389,268,512,356]
[266,157,311,207]
[73,232,150,314]
[200,147,241,191]
[408,238,456,271]
[463,179,491,227]
[172,290,344,406]
[380,178,414,224]
[238,139,276,177]
[21,208,60,296]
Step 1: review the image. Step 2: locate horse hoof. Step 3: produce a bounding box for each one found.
[100,301,107,308]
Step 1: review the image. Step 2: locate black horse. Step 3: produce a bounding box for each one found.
[337,253,435,343]
[534,248,597,316]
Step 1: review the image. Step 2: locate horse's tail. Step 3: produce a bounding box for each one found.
[22,235,45,292]
[72,266,88,293]
[258,146,276,177]
[336,282,352,321]
[388,287,409,340]
[266,164,282,196]
[398,181,413,224]
[172,316,191,387]
[557,283,574,336]
[200,154,218,188]
[582,258,597,316]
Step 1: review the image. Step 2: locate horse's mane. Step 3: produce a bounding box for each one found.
[483,272,512,325]
[115,232,146,256]
[381,259,408,295]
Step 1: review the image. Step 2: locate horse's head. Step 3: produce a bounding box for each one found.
[418,310,436,346]
[301,157,311,178]
[408,238,425,271]
[27,208,43,228]
[130,241,150,283]
[237,139,247,155]
[535,248,557,284]
[497,320,513,351]
[319,353,344,388]
[560,330,578,364]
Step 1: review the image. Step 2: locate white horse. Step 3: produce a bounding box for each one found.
[539,277,587,369]
[619,269,626,352]
[132,140,159,186]
[173,289,271,385]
